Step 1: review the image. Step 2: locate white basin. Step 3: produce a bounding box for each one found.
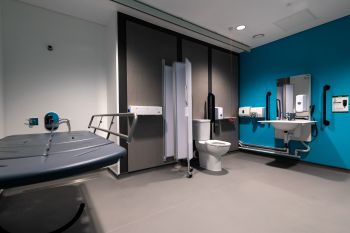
[258,120,316,131]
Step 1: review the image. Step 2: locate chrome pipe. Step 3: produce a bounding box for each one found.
[239,140,310,159]
[238,140,287,152]
[295,141,310,157]
[59,119,71,133]
[239,146,300,159]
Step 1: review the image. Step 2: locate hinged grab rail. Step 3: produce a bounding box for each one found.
[88,113,138,143]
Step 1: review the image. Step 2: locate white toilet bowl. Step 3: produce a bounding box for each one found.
[196,140,231,172]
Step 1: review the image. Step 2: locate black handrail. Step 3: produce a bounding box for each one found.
[207,92,215,123]
[323,85,331,126]
[207,92,215,137]
[266,91,271,120]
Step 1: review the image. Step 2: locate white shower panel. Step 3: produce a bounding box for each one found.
[174,62,188,160]
[185,59,193,160]
[163,59,193,161]
[163,64,175,159]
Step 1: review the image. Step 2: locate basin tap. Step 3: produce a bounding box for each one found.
[286,113,296,121]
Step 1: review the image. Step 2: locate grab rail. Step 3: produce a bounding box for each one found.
[88,113,138,143]
[323,85,331,126]
[266,91,271,120]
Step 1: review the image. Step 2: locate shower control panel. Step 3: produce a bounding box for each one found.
[332,96,348,113]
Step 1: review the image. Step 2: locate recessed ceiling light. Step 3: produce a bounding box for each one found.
[252,33,265,39]
[236,25,246,31]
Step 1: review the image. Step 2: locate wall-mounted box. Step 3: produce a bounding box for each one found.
[250,107,266,118]
[239,107,251,117]
[215,107,223,120]
[332,96,348,113]
[128,105,162,115]
[296,94,307,113]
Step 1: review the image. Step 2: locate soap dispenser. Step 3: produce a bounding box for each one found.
[296,94,307,113]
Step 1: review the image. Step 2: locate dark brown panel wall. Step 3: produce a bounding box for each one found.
[212,49,239,151]
[182,39,209,119]
[126,21,177,172]
[119,13,239,173]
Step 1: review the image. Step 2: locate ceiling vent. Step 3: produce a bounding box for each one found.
[274,9,317,32]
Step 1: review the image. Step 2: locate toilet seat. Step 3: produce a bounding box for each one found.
[197,140,230,146]
[205,140,231,147]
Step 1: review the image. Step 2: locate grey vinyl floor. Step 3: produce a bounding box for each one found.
[1,152,350,233]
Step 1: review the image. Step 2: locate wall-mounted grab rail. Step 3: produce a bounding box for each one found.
[266,91,271,120]
[88,113,138,143]
[323,85,331,126]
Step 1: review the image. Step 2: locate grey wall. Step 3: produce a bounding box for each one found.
[126,21,177,172]
[0,1,4,139]
[119,14,240,172]
[212,49,239,150]
[182,39,208,119]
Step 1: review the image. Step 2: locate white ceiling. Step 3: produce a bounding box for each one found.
[19,0,350,48]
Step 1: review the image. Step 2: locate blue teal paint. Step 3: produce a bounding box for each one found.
[240,15,350,169]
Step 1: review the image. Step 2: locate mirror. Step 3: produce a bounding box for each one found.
[277,74,311,120]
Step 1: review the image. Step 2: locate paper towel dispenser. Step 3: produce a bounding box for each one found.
[239,107,251,117]
[251,107,266,118]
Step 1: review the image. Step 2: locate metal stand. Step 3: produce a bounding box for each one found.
[186,157,193,178]
[0,113,138,232]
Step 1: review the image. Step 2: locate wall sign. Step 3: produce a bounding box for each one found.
[332,95,349,113]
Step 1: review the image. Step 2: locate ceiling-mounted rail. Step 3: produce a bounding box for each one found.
[110,0,251,52]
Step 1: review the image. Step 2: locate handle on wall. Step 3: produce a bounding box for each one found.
[266,91,271,120]
[207,92,215,138]
[323,84,331,126]
[207,92,215,123]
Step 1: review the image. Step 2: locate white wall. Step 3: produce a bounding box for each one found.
[105,13,119,142]
[0,1,5,139]
[106,14,118,118]
[2,0,109,135]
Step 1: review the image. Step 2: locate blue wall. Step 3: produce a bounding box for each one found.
[240,15,350,169]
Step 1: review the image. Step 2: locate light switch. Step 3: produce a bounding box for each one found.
[332,96,349,113]
[25,118,39,128]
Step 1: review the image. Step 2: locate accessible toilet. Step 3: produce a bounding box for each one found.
[193,119,231,172]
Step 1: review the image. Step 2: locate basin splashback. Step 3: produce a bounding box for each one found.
[277,74,311,120]
[276,74,313,142]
